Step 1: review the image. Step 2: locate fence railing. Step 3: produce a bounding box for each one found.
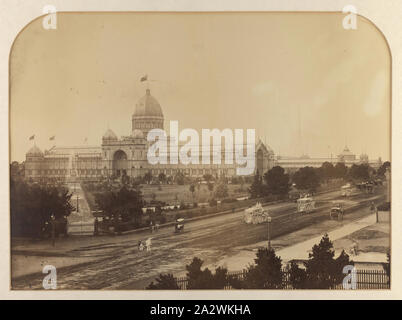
[175,268,390,290]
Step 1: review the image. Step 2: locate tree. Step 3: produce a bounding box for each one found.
[334,162,348,179]
[146,273,180,289]
[158,172,167,184]
[249,171,263,199]
[95,186,143,224]
[319,162,335,182]
[143,171,153,184]
[207,182,214,194]
[231,247,283,289]
[377,161,391,177]
[189,184,196,200]
[10,179,74,238]
[289,234,351,289]
[348,164,370,181]
[214,181,229,199]
[292,166,320,192]
[203,174,213,183]
[175,171,185,185]
[263,166,290,197]
[186,257,228,289]
[288,261,307,289]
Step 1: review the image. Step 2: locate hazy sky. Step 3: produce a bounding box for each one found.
[10,12,390,162]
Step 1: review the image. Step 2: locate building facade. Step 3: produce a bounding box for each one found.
[24,89,275,181]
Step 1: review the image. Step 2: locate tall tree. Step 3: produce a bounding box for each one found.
[289,234,351,289]
[214,181,229,199]
[143,171,153,184]
[189,184,196,200]
[249,171,263,199]
[292,166,320,192]
[158,172,167,184]
[95,186,143,223]
[348,164,370,181]
[334,162,348,179]
[185,257,229,289]
[263,166,290,197]
[10,179,73,237]
[377,161,391,177]
[320,162,335,182]
[231,247,283,289]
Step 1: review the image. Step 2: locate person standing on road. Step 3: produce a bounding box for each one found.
[146,238,152,252]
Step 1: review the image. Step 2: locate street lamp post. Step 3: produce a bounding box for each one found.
[267,216,272,249]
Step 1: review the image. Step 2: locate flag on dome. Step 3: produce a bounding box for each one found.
[49,135,55,141]
[29,134,35,140]
[140,75,148,82]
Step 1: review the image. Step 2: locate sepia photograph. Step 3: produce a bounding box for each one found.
[9,11,391,291]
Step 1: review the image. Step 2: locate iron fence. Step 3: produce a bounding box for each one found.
[175,268,390,290]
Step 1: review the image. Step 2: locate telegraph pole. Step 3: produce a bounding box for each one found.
[267,215,272,249]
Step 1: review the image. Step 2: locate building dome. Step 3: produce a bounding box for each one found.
[103,128,118,140]
[133,89,163,118]
[340,146,354,156]
[338,146,356,161]
[27,145,43,157]
[132,129,144,139]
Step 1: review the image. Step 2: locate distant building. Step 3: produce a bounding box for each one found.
[337,146,356,162]
[276,146,381,173]
[24,89,275,182]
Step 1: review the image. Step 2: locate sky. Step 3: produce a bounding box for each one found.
[9,12,391,162]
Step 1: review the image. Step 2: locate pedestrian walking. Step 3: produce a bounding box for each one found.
[150,221,154,233]
[138,240,145,251]
[145,238,152,252]
[370,201,375,213]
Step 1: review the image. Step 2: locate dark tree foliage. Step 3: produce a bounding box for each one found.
[288,261,308,289]
[95,186,143,222]
[292,166,320,192]
[263,166,290,197]
[143,171,153,184]
[249,171,263,199]
[158,172,167,184]
[334,162,348,179]
[377,161,391,177]
[231,247,283,289]
[214,181,228,199]
[203,174,214,182]
[175,171,185,185]
[10,179,74,237]
[146,273,180,290]
[289,234,351,289]
[319,162,335,182]
[186,257,228,289]
[348,164,370,181]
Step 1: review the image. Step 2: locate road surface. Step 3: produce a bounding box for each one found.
[11,188,386,289]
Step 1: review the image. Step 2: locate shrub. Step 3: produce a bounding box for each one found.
[147,274,180,290]
[377,202,390,211]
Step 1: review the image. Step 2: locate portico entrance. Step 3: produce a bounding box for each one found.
[113,150,128,177]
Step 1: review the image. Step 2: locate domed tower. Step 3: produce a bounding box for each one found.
[25,145,44,179]
[26,145,44,160]
[132,88,164,138]
[102,128,118,143]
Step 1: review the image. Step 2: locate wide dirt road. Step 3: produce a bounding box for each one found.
[11,189,385,290]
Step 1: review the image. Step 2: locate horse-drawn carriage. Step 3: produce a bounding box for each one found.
[174,218,185,233]
[297,197,315,214]
[330,203,344,221]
